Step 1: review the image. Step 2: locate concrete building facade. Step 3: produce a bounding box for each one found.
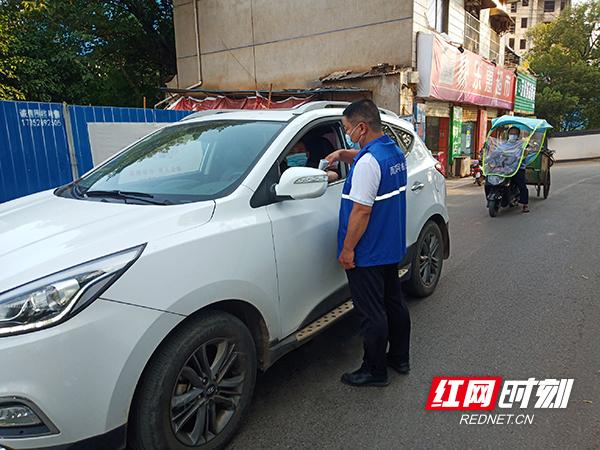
[505,0,570,55]
[171,0,517,175]
[172,0,513,90]
[172,0,417,91]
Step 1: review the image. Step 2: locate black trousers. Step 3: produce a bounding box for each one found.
[512,169,529,205]
[346,264,411,377]
[485,170,529,205]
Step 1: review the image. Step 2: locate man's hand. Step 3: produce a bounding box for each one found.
[326,149,359,166]
[339,203,372,270]
[338,247,355,269]
[325,149,344,167]
[326,171,339,183]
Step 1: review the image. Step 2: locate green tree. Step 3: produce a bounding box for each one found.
[0,0,175,107]
[526,0,600,130]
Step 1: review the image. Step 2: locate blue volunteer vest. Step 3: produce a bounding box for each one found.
[337,134,407,267]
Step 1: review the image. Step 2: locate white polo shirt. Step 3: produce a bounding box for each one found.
[347,153,381,207]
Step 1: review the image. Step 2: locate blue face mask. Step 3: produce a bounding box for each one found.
[345,133,361,150]
[286,152,308,167]
[508,134,518,143]
[345,122,363,150]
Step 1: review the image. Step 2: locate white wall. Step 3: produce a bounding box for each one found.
[448,0,466,43]
[549,133,600,161]
[88,123,169,166]
[174,0,414,90]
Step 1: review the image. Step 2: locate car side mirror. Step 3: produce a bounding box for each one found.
[273,167,328,200]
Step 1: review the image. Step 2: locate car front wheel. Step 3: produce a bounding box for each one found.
[403,220,444,298]
[129,311,257,450]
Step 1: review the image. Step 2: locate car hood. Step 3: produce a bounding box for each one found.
[0,190,215,292]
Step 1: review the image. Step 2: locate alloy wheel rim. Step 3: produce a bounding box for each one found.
[419,232,441,287]
[170,338,245,446]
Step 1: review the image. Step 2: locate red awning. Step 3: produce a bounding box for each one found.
[168,94,314,111]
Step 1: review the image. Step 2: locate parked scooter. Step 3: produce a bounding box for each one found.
[470,159,483,186]
[485,175,520,217]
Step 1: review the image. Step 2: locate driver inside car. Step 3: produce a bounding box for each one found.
[282,139,340,183]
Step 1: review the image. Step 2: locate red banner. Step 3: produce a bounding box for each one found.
[168,94,313,111]
[417,33,515,110]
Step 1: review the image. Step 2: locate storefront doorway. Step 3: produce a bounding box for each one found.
[425,116,450,176]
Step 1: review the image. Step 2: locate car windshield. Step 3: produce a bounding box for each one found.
[59,120,284,204]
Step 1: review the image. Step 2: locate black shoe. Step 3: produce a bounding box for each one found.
[387,356,410,375]
[340,367,389,387]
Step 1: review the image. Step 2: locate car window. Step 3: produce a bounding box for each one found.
[279,121,346,183]
[382,123,414,154]
[66,120,284,204]
[392,126,415,152]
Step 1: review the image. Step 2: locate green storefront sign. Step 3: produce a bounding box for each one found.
[514,72,537,114]
[451,106,463,160]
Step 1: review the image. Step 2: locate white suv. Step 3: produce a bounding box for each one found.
[0,102,449,450]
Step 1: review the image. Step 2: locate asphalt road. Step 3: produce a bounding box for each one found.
[227,160,600,450]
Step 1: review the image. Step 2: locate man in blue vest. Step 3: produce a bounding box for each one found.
[326,99,411,387]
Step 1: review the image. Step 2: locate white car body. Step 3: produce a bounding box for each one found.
[0,104,448,449]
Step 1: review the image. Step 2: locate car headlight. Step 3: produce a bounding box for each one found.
[0,244,145,336]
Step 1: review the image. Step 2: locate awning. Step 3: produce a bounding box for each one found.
[489,4,514,33]
[464,0,498,10]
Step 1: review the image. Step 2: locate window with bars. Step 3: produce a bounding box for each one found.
[520,39,527,50]
[509,19,516,33]
[490,31,500,62]
[544,0,555,12]
[521,18,528,28]
[464,12,480,54]
[511,3,517,12]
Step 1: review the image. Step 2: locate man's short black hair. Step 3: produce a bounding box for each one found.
[343,99,382,132]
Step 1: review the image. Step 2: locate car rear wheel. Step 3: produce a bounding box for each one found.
[403,221,444,298]
[129,311,257,450]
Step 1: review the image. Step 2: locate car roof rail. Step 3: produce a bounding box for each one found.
[291,101,351,114]
[292,101,399,119]
[179,109,241,121]
[178,102,401,121]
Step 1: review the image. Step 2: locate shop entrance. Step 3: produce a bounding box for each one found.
[425,116,450,176]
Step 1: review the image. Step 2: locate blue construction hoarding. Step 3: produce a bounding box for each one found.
[0,101,192,203]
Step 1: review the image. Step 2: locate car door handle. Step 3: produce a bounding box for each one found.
[411,181,425,192]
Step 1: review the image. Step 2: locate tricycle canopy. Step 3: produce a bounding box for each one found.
[482,115,553,178]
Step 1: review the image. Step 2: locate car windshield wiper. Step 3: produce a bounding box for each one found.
[83,189,169,205]
[71,182,85,198]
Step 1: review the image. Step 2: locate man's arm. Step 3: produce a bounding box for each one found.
[326,149,359,166]
[337,153,380,269]
[339,203,372,269]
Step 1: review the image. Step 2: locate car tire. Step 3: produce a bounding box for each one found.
[128,311,257,450]
[403,221,444,298]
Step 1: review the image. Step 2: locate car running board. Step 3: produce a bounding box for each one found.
[294,269,408,342]
[295,300,354,342]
